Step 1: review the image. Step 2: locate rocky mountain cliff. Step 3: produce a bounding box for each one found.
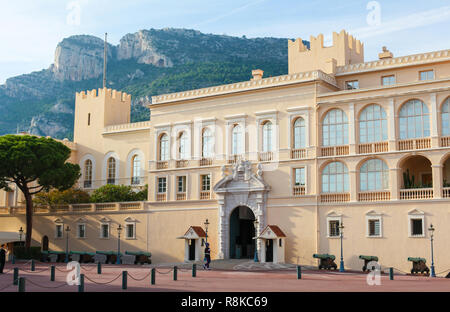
[0,28,308,139]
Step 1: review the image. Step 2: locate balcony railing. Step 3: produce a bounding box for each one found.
[199,158,213,166]
[443,187,450,198]
[358,142,388,154]
[156,193,167,202]
[321,145,349,157]
[291,149,307,159]
[156,161,169,169]
[358,191,390,202]
[176,160,189,168]
[400,188,433,200]
[441,136,450,147]
[258,151,273,162]
[320,193,350,203]
[176,192,187,201]
[200,191,211,200]
[398,138,431,151]
[228,154,243,164]
[293,186,306,196]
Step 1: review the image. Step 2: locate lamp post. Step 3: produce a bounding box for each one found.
[428,224,436,277]
[64,226,71,263]
[339,222,345,272]
[18,227,24,246]
[253,219,259,262]
[204,219,210,243]
[116,225,122,264]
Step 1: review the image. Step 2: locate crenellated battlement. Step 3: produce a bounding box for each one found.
[76,88,131,103]
[288,30,364,75]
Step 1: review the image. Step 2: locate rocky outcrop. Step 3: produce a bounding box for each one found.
[117,30,173,67]
[52,35,115,81]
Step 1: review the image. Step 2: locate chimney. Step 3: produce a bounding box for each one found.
[378,46,393,59]
[251,69,264,81]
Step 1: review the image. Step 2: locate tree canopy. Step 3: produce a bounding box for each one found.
[0,134,80,247]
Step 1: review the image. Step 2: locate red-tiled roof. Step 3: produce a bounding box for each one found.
[184,226,207,238]
[265,225,287,237]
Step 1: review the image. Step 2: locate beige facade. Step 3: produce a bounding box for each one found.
[1,30,450,273]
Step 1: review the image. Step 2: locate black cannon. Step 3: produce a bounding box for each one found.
[125,251,152,264]
[408,257,430,275]
[359,255,379,272]
[313,254,337,270]
[96,251,121,264]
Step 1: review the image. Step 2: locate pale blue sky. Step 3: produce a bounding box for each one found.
[1,0,450,83]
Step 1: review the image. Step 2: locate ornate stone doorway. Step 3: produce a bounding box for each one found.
[214,160,270,259]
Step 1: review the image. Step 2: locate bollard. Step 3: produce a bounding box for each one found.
[11,255,15,265]
[50,265,55,281]
[173,266,178,281]
[192,264,196,277]
[389,267,394,280]
[31,259,35,271]
[122,271,128,290]
[13,268,19,285]
[297,266,302,279]
[151,268,155,285]
[78,274,85,292]
[97,262,102,274]
[18,277,25,292]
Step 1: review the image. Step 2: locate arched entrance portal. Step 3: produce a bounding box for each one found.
[229,206,256,259]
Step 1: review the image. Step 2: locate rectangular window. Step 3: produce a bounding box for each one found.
[381,75,395,86]
[368,219,380,237]
[345,80,359,90]
[158,177,167,193]
[126,223,135,239]
[77,224,86,238]
[100,224,110,239]
[411,218,423,236]
[328,220,340,237]
[177,176,186,193]
[294,168,305,186]
[201,174,211,191]
[419,70,434,81]
[279,239,282,247]
[55,224,63,238]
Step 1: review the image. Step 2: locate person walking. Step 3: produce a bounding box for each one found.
[0,245,6,274]
[203,242,211,270]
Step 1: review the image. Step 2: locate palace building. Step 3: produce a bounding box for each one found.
[1,30,450,272]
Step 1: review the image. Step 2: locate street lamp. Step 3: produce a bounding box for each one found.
[116,225,122,264]
[64,225,71,263]
[204,219,210,243]
[253,219,259,262]
[18,227,24,246]
[428,224,436,277]
[339,222,345,272]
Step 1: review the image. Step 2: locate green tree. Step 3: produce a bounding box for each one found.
[33,187,90,207]
[90,184,145,203]
[0,135,80,248]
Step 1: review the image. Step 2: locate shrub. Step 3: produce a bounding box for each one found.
[90,184,146,203]
[13,246,42,260]
[33,188,90,207]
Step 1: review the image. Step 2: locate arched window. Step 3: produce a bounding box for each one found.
[322,109,348,146]
[178,132,188,159]
[262,121,273,152]
[107,157,116,184]
[159,133,169,161]
[359,104,388,143]
[399,99,430,139]
[293,117,306,149]
[322,162,349,193]
[441,98,450,136]
[231,124,243,155]
[202,128,213,158]
[84,159,92,188]
[131,155,140,185]
[360,159,389,191]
